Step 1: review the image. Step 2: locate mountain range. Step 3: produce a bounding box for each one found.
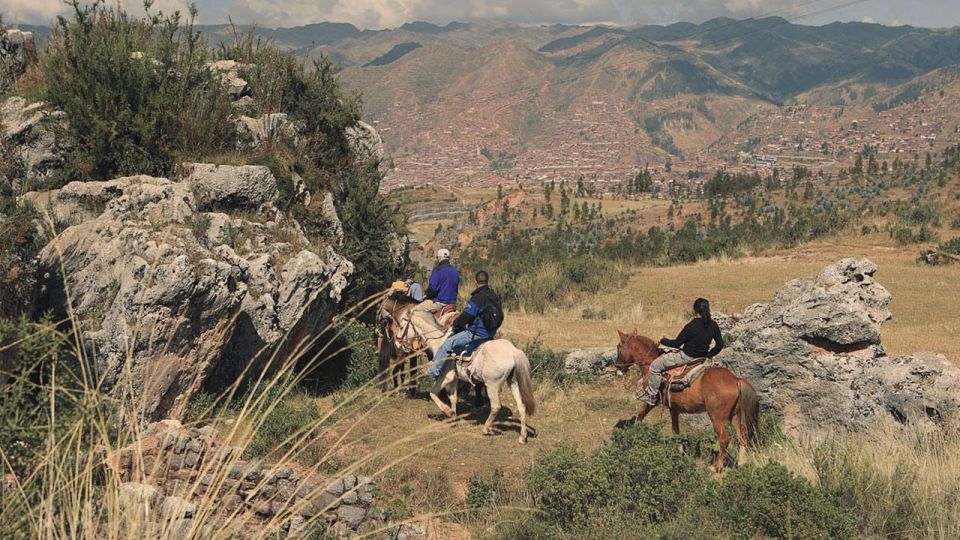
[10,17,960,187]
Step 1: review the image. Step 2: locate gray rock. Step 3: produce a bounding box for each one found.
[0,97,71,186]
[563,347,618,376]
[345,120,384,162]
[118,482,160,515]
[0,29,37,92]
[717,258,960,437]
[185,163,279,212]
[25,173,352,422]
[336,504,367,530]
[160,495,196,520]
[235,113,299,151]
[207,60,251,99]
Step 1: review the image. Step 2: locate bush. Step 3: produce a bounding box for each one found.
[712,462,855,539]
[529,444,610,526]
[42,1,234,182]
[337,318,379,389]
[245,396,321,458]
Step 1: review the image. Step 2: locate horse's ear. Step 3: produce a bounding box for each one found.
[617,330,626,342]
[631,326,638,336]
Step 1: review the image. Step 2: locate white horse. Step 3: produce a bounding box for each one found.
[405,310,537,444]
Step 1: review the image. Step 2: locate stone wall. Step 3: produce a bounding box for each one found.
[108,420,376,537]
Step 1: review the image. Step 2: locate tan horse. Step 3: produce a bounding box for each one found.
[406,313,537,444]
[615,330,759,472]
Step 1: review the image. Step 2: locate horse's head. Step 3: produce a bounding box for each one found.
[615,329,661,373]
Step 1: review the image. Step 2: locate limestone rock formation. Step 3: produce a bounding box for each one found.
[25,169,352,422]
[207,59,252,100]
[0,29,37,92]
[345,120,384,162]
[714,258,960,435]
[564,347,619,377]
[563,258,960,437]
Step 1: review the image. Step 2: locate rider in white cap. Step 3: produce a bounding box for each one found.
[414,248,460,316]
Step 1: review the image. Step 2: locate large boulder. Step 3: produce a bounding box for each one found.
[718,258,960,436]
[25,170,352,422]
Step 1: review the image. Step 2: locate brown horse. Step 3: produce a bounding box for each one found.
[615,330,759,472]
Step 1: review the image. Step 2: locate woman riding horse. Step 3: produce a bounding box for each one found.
[637,298,723,406]
[617,298,759,472]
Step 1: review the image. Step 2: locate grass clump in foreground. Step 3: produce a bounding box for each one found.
[470,419,960,540]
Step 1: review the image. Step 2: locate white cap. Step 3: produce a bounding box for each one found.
[436,248,451,261]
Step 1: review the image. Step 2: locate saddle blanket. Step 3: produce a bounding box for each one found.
[666,361,709,392]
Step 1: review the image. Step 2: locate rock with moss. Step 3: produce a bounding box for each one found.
[1,97,72,187]
[0,29,37,92]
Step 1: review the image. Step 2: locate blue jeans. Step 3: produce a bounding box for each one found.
[429,330,477,379]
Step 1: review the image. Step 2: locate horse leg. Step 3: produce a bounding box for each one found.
[709,413,731,474]
[482,382,502,436]
[448,375,459,418]
[616,402,653,428]
[428,369,456,418]
[670,407,680,435]
[509,380,528,444]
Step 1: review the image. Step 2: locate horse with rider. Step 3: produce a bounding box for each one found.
[376,250,758,463]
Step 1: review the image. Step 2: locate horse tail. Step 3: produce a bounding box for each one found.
[513,349,537,416]
[737,379,760,446]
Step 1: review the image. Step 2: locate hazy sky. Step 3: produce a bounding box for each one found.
[2,0,958,29]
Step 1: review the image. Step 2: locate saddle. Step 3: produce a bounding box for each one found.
[664,359,708,393]
[435,304,458,328]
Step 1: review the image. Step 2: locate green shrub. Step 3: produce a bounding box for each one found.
[596,425,705,523]
[245,396,320,458]
[337,318,379,389]
[42,1,234,182]
[529,444,610,526]
[466,469,504,510]
[713,462,856,539]
[525,337,582,387]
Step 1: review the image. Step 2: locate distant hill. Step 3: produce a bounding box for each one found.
[9,16,959,187]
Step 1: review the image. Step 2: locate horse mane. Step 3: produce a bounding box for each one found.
[626,333,661,366]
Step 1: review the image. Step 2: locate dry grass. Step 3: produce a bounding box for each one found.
[500,233,960,364]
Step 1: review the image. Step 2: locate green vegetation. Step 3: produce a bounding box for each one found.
[42,1,233,184]
[479,424,856,539]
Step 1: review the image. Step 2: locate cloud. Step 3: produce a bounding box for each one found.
[0,0,193,25]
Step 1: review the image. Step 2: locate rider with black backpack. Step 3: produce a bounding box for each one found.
[426,270,503,379]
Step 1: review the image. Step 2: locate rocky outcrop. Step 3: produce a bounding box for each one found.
[26,169,352,422]
[106,419,377,537]
[1,97,71,187]
[345,120,384,162]
[0,29,37,92]
[207,60,252,100]
[718,258,960,436]
[564,347,619,377]
[564,259,960,437]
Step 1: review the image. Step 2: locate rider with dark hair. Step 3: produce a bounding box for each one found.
[638,298,723,406]
[427,270,504,379]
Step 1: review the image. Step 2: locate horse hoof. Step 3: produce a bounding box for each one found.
[518,436,528,444]
[709,464,723,474]
[482,430,495,436]
[614,419,635,430]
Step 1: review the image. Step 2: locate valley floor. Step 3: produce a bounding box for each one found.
[501,233,960,364]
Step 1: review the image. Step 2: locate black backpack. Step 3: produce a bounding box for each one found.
[480,294,505,334]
